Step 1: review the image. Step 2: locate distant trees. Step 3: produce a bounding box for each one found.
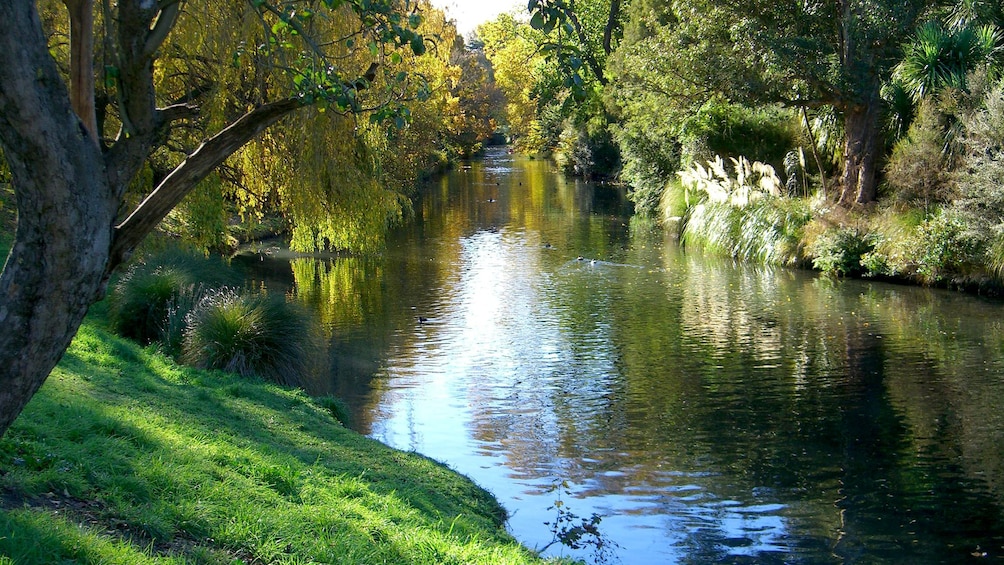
[607,0,934,205]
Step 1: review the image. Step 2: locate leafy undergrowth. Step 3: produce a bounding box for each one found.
[0,320,548,564]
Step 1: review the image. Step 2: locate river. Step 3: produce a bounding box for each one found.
[235,147,1004,563]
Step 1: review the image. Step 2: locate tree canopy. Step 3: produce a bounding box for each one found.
[0,0,499,438]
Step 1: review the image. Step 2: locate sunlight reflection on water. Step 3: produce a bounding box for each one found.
[240,147,1004,563]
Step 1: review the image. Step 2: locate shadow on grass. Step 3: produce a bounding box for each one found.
[0,320,529,564]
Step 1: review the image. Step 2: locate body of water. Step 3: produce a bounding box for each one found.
[236,148,1004,563]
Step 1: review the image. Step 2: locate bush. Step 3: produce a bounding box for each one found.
[679,102,799,171]
[952,77,1004,279]
[809,227,875,276]
[109,250,242,346]
[909,209,983,284]
[110,265,193,345]
[182,290,320,387]
[883,99,954,207]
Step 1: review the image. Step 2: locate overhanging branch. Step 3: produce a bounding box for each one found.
[109,97,302,268]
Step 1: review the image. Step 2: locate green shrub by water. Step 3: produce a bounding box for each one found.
[109,250,240,345]
[809,227,876,276]
[182,290,321,388]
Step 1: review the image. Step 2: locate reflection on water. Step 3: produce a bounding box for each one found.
[237,148,1004,563]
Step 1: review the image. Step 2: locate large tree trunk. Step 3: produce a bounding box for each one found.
[0,1,302,439]
[839,99,881,206]
[0,1,119,436]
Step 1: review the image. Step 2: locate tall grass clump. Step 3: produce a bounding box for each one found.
[109,265,193,344]
[678,155,812,265]
[109,249,240,344]
[182,290,321,387]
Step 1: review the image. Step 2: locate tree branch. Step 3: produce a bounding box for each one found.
[142,0,182,59]
[109,97,302,269]
[562,2,607,85]
[602,0,621,55]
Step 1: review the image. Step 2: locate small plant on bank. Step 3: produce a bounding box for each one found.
[541,479,619,564]
[315,395,352,427]
[182,289,321,388]
[809,227,876,276]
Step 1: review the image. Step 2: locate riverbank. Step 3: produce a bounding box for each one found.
[0,311,548,564]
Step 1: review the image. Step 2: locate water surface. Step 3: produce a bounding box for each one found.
[237,148,1004,563]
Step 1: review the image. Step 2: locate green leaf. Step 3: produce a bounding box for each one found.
[410,36,425,56]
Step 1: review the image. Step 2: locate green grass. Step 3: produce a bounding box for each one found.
[0,318,548,564]
[681,197,812,266]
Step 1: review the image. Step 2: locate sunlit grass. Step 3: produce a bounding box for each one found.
[682,197,812,266]
[0,319,546,564]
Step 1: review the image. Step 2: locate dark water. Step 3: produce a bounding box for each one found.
[236,148,1004,563]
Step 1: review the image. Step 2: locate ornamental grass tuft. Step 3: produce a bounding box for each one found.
[182,290,321,388]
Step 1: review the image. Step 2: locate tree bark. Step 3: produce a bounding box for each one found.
[0,1,302,439]
[0,0,118,436]
[64,0,98,143]
[839,99,881,205]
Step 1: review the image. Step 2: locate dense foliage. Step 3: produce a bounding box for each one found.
[475,0,1004,288]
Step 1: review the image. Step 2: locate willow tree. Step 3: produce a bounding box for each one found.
[609,0,935,205]
[0,0,427,438]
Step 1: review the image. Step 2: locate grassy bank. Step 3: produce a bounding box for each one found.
[0,316,546,564]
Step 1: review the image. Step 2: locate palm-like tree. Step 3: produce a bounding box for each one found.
[894,21,1002,101]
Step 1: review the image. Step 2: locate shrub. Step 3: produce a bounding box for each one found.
[110,265,193,345]
[883,99,954,207]
[554,121,594,178]
[182,290,320,387]
[109,250,243,346]
[952,77,1004,279]
[909,209,983,284]
[809,227,875,276]
[678,102,799,170]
